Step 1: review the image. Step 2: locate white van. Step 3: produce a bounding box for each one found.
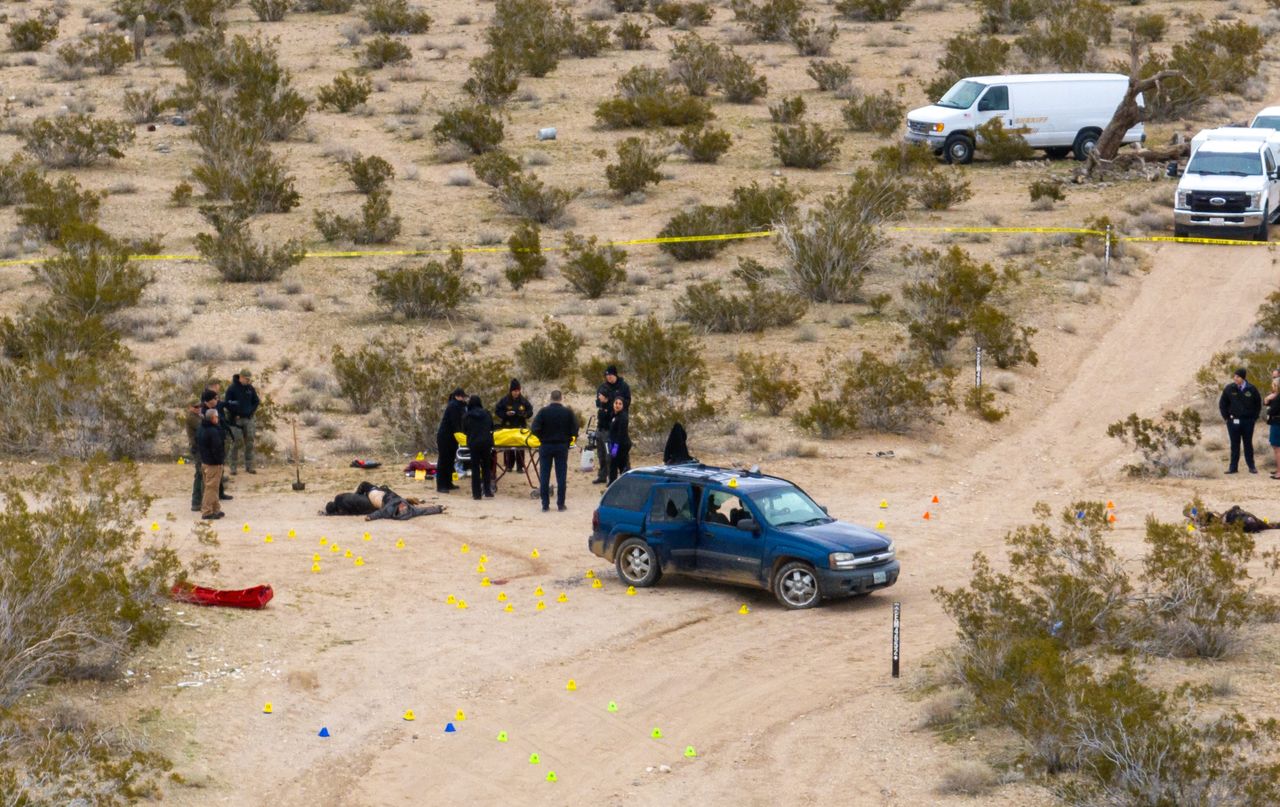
[1174,127,1280,241]
[905,73,1144,164]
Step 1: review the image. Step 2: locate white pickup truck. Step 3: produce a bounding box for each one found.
[1174,127,1280,241]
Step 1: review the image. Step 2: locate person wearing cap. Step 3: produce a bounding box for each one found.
[593,365,632,484]
[191,386,232,509]
[197,406,227,519]
[225,370,261,475]
[436,387,469,493]
[531,389,579,512]
[1219,367,1262,474]
[463,395,496,499]
[496,378,534,471]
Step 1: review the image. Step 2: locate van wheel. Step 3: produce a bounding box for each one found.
[615,537,661,587]
[773,561,821,610]
[1045,146,1071,160]
[943,135,974,165]
[1073,129,1101,161]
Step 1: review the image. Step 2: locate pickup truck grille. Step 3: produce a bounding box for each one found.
[907,120,931,135]
[1188,191,1250,214]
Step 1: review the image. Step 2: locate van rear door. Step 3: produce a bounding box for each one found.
[644,484,698,572]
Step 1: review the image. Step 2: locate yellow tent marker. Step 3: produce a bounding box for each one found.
[177,457,185,465]
[455,709,466,721]
[529,753,540,764]
[446,594,457,604]
[585,569,595,578]
[530,548,540,559]
[312,554,320,562]
[330,544,340,553]
[415,451,424,461]
[403,710,415,721]
[457,600,467,609]
[626,586,636,596]
[414,469,426,481]
[566,679,577,691]
[606,701,618,713]
[496,731,508,742]
[243,523,251,533]
[504,603,514,612]
[534,586,544,597]
[536,601,546,611]
[288,529,296,538]
[480,577,491,587]
[319,537,328,545]
[592,578,603,589]
[879,500,888,509]
[311,563,321,573]
[727,477,738,488]
[354,557,365,567]
[546,771,557,782]
[738,604,750,615]
[150,521,160,532]
[363,531,371,542]
[497,591,508,602]
[264,535,273,544]
[875,520,885,530]
[476,563,486,573]
[556,593,567,603]
[263,702,273,714]
[650,727,663,739]
[344,549,353,558]
[480,554,488,563]
[461,543,470,553]
[684,745,697,758]
[395,538,405,549]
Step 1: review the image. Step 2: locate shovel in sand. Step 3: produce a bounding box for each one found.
[291,420,306,491]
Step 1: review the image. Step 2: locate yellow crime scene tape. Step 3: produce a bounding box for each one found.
[0,225,1268,269]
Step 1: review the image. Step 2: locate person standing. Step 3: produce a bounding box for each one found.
[606,395,631,485]
[463,395,496,499]
[436,387,468,492]
[225,369,261,474]
[193,388,233,508]
[197,407,227,520]
[496,378,534,471]
[1219,367,1262,474]
[1266,374,1280,479]
[593,365,632,484]
[531,390,579,512]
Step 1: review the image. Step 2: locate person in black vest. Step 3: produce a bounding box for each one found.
[496,378,534,471]
[606,395,631,485]
[225,369,262,474]
[593,365,633,484]
[196,408,226,520]
[463,395,496,499]
[436,387,468,492]
[1219,367,1262,474]
[531,389,579,512]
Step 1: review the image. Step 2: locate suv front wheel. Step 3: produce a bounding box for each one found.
[616,537,662,587]
[773,561,821,609]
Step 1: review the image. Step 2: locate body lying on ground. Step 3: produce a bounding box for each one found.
[1192,505,1279,533]
[321,481,446,520]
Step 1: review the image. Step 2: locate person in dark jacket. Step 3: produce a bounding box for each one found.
[1265,373,1280,479]
[496,378,534,471]
[1219,367,1262,474]
[530,390,579,512]
[196,407,226,520]
[366,491,447,521]
[225,369,262,475]
[663,422,694,465]
[606,395,631,485]
[320,481,391,516]
[436,387,468,492]
[192,388,232,509]
[463,395,496,500]
[593,365,633,484]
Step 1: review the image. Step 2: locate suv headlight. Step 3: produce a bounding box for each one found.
[1247,191,1264,210]
[830,552,857,570]
[1176,190,1191,208]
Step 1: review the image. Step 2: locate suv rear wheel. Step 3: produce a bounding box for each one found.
[773,561,821,609]
[616,537,662,587]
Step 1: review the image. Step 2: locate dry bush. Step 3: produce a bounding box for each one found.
[735,351,802,415]
[432,104,505,154]
[605,136,664,195]
[376,345,514,452]
[495,171,577,224]
[657,205,731,261]
[1106,409,1202,478]
[517,317,583,379]
[975,118,1034,164]
[842,90,904,136]
[769,95,806,123]
[563,17,611,57]
[250,0,290,20]
[315,189,402,244]
[678,124,732,163]
[806,59,852,91]
[560,233,627,298]
[835,0,911,20]
[123,87,170,123]
[719,51,769,103]
[332,341,399,413]
[506,220,546,289]
[487,0,567,77]
[913,167,972,210]
[362,34,413,68]
[731,0,803,42]
[0,155,39,207]
[668,33,722,97]
[52,31,134,78]
[371,248,475,319]
[317,70,373,112]
[21,115,135,168]
[615,18,650,50]
[936,760,997,796]
[1014,0,1112,71]
[464,50,521,106]
[1139,20,1264,120]
[787,17,838,56]
[363,0,431,33]
[595,65,713,129]
[112,0,233,35]
[195,212,305,282]
[7,12,59,51]
[17,175,103,245]
[794,351,951,436]
[190,103,300,216]
[771,122,840,168]
[341,153,395,194]
[1028,178,1064,204]
[924,31,1009,100]
[676,261,807,333]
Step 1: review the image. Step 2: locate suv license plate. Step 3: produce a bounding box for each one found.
[873,571,887,585]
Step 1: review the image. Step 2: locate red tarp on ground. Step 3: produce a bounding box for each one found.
[171,583,274,609]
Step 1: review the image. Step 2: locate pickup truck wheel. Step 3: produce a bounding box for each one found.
[773,561,821,610]
[616,538,661,587]
[1173,224,1189,239]
[1072,128,1101,161]
[943,135,974,165]
[1257,208,1270,242]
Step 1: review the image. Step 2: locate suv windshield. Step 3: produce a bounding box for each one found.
[748,486,831,528]
[1186,150,1263,176]
[936,80,985,109]
[1252,116,1280,131]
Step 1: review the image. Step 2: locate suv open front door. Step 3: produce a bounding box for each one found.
[644,483,697,573]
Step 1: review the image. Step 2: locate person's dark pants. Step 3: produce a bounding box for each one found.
[192,458,228,509]
[1227,418,1258,471]
[594,442,610,482]
[437,436,459,491]
[502,448,525,472]
[471,446,494,499]
[608,446,631,484]
[539,444,569,509]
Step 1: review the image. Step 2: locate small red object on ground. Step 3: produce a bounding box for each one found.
[171,583,274,609]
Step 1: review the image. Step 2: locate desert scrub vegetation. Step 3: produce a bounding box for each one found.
[371,248,475,319]
[362,34,413,68]
[675,258,807,333]
[678,125,732,164]
[340,153,395,194]
[51,30,134,79]
[769,95,806,124]
[363,0,432,33]
[517,317,583,379]
[17,174,104,245]
[614,18,650,50]
[924,31,1009,101]
[794,351,952,436]
[331,340,400,413]
[668,33,721,97]
[433,104,505,155]
[563,16,612,58]
[113,0,234,35]
[250,0,291,20]
[834,0,910,21]
[1028,178,1065,205]
[487,0,567,78]
[1139,20,1264,120]
[7,11,59,51]
[1013,0,1112,72]
[196,211,305,283]
[841,90,905,137]
[657,180,798,262]
[719,52,769,103]
[974,118,1035,164]
[0,155,40,207]
[806,59,852,92]
[315,188,402,244]
[464,50,521,106]
[913,167,972,211]
[735,352,802,416]
[605,137,665,196]
[505,220,546,289]
[657,205,732,261]
[317,70,373,112]
[902,246,1038,369]
[494,171,578,225]
[21,115,135,169]
[730,0,802,42]
[1106,409,1202,478]
[123,87,171,124]
[595,66,713,129]
[190,103,300,215]
[771,122,840,169]
[560,233,627,298]
[652,1,712,27]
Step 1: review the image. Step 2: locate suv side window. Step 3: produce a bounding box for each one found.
[601,475,654,511]
[704,490,749,527]
[977,85,1008,112]
[650,486,693,522]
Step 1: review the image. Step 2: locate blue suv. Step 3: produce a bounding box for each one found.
[589,464,899,609]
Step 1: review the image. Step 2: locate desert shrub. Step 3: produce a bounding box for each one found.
[806,59,852,91]
[735,351,802,415]
[777,170,906,303]
[0,464,182,705]
[21,115,135,169]
[17,175,103,245]
[842,90,904,136]
[834,0,910,20]
[605,136,665,195]
[914,167,972,210]
[7,12,58,52]
[964,385,1006,422]
[563,17,611,57]
[597,315,711,438]
[195,212,306,282]
[595,65,713,129]
[1106,409,1201,478]
[371,248,474,319]
[718,52,768,103]
[495,171,577,224]
[63,30,134,76]
[1015,0,1111,71]
[506,221,546,289]
[658,205,732,261]
[787,18,838,57]
[924,31,1010,101]
[560,233,627,298]
[170,181,194,207]
[31,237,151,320]
[464,50,521,106]
[433,104,505,155]
[771,122,840,169]
[295,0,356,10]
[725,179,800,231]
[363,0,431,33]
[769,95,806,123]
[731,0,803,42]
[870,142,937,175]
[362,34,412,68]
[795,351,950,436]
[250,0,290,20]
[331,341,399,413]
[652,1,712,26]
[123,87,170,124]
[190,104,300,215]
[902,245,1037,368]
[0,156,39,207]
[668,33,722,97]
[678,124,732,163]
[376,347,513,452]
[1028,178,1064,203]
[317,70,373,112]
[975,118,1034,164]
[112,0,233,35]
[615,18,650,50]
[315,189,402,244]
[1139,21,1264,120]
[676,259,807,333]
[342,153,395,194]
[487,0,566,78]
[517,317,582,379]
[471,149,521,187]
[972,0,1036,34]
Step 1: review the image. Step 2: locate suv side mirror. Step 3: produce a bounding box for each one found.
[736,518,759,533]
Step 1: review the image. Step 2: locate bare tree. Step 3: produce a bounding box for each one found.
[1089,18,1182,173]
